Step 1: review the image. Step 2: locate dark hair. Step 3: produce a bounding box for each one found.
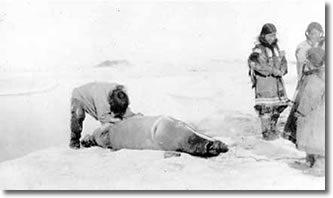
[108,85,129,118]
[306,22,323,35]
[258,23,279,49]
[305,22,324,44]
[260,23,277,36]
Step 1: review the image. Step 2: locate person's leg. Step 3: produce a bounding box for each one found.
[312,155,325,170]
[259,105,279,141]
[282,113,297,144]
[269,104,288,139]
[306,153,316,167]
[304,154,325,177]
[260,113,275,140]
[270,113,280,135]
[257,105,271,140]
[271,105,288,133]
[70,98,86,149]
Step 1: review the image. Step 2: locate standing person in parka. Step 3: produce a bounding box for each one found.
[284,47,325,175]
[282,22,325,144]
[70,82,134,149]
[248,23,289,140]
[295,22,325,80]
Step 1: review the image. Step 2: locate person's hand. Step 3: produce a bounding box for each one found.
[100,123,112,131]
[258,54,267,63]
[287,99,295,107]
[110,117,122,124]
[272,68,283,77]
[125,112,144,118]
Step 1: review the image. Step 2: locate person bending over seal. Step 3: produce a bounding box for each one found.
[70,82,134,149]
[81,88,228,157]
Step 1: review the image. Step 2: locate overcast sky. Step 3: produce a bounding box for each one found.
[0,0,325,72]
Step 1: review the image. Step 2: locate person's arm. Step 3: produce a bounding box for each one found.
[279,51,288,76]
[95,95,121,124]
[248,50,275,77]
[269,50,287,77]
[295,43,308,78]
[98,113,121,124]
[296,77,324,117]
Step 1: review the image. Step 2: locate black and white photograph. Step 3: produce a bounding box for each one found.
[0,0,327,191]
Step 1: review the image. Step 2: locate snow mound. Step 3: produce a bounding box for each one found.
[0,75,58,96]
[94,59,131,68]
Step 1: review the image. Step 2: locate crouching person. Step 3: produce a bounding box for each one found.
[81,89,228,157]
[70,82,134,149]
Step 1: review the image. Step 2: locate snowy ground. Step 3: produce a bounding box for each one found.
[0,60,325,190]
[0,0,326,191]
